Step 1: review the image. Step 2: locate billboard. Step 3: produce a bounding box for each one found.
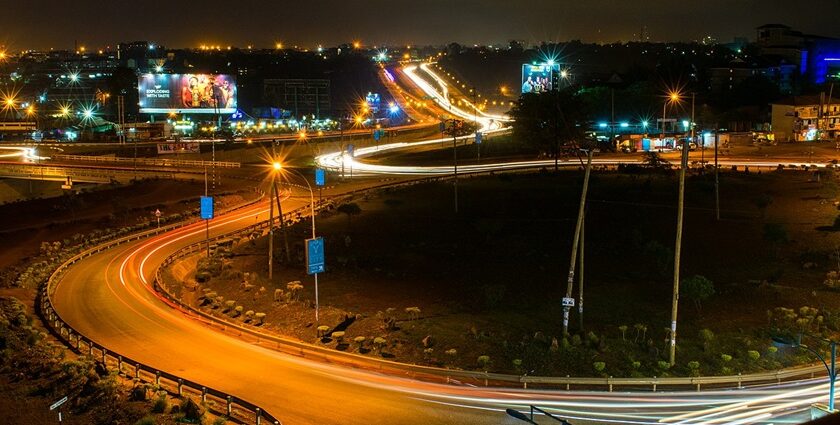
[139,74,237,114]
[521,64,560,94]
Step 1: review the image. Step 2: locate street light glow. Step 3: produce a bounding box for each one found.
[273,162,282,171]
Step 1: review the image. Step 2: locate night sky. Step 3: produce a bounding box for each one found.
[6,0,840,50]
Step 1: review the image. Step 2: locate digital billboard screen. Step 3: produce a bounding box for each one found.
[521,64,559,94]
[139,74,237,114]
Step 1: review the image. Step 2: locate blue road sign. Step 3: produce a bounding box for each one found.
[315,168,326,187]
[373,130,381,141]
[306,237,325,275]
[200,196,214,219]
[475,132,483,144]
[439,121,446,132]
[347,144,355,157]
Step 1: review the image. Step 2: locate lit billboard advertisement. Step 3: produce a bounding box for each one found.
[521,64,560,94]
[139,74,237,114]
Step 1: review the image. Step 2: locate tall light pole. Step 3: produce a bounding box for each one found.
[283,166,320,326]
[268,161,281,281]
[669,92,692,366]
[662,92,680,142]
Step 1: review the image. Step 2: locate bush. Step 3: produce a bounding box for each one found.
[699,329,715,352]
[151,394,168,413]
[747,350,761,361]
[405,307,421,320]
[681,275,715,311]
[593,361,606,373]
[180,397,205,423]
[687,361,700,376]
[720,354,733,362]
[657,360,671,371]
[477,355,491,370]
[254,312,266,325]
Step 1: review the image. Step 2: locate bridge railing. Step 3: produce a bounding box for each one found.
[53,154,240,169]
[38,189,282,425]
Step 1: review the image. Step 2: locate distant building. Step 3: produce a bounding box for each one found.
[771,94,840,142]
[708,58,797,94]
[756,24,840,85]
[262,79,330,119]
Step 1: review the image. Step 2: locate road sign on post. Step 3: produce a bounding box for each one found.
[306,237,325,275]
[562,297,575,308]
[475,132,483,144]
[200,196,214,220]
[347,144,355,157]
[315,168,326,187]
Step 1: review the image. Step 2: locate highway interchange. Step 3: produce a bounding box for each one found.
[40,62,837,424]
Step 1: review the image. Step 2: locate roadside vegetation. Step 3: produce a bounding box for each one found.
[168,166,840,378]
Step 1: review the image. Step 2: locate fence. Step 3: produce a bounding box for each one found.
[53,154,240,169]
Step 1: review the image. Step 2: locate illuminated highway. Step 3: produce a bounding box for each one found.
[48,62,836,425]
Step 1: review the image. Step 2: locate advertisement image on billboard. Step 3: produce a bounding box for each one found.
[521,64,559,94]
[139,74,237,114]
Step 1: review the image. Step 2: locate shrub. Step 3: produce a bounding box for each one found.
[593,361,606,372]
[151,394,168,413]
[747,350,761,361]
[445,348,458,356]
[681,275,715,311]
[373,337,387,353]
[699,329,715,352]
[223,300,236,312]
[687,361,701,376]
[254,312,266,325]
[332,331,345,343]
[477,355,491,371]
[767,346,778,355]
[354,336,366,351]
[405,307,421,320]
[317,325,330,337]
[720,354,733,362]
[244,310,255,321]
[286,282,303,301]
[618,325,628,341]
[233,306,243,317]
[657,360,671,371]
[631,361,641,370]
[180,397,205,422]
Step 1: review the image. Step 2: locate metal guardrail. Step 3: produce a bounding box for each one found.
[0,163,177,180]
[38,190,282,425]
[151,172,828,393]
[53,154,240,169]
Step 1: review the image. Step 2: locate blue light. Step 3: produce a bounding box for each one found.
[598,122,608,128]
[642,121,649,128]
[620,122,629,128]
[389,105,399,114]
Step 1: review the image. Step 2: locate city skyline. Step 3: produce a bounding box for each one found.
[5,0,840,51]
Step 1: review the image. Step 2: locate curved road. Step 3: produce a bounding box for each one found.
[50,62,835,424]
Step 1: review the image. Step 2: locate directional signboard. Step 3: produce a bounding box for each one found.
[346,144,355,157]
[200,196,214,220]
[315,168,326,187]
[475,132,483,144]
[306,237,325,275]
[562,297,575,308]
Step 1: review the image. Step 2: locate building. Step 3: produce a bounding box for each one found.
[757,24,840,85]
[771,94,840,142]
[262,79,330,119]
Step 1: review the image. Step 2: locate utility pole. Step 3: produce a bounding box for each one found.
[714,129,720,221]
[204,167,210,258]
[473,87,480,163]
[670,118,691,366]
[273,179,292,264]
[563,149,593,335]
[577,213,585,332]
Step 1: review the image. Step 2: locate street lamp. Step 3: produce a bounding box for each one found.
[662,92,681,140]
[773,334,837,413]
[279,166,320,327]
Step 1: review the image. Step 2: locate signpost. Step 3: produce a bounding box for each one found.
[50,395,68,423]
[306,237,325,326]
[200,196,214,257]
[154,209,162,228]
[315,168,325,204]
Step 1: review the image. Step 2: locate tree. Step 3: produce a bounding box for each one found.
[509,88,590,166]
[337,202,362,231]
[681,275,715,311]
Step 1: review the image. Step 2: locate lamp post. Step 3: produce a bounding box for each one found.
[662,92,680,141]
[773,334,837,413]
[268,161,281,281]
[281,166,320,327]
